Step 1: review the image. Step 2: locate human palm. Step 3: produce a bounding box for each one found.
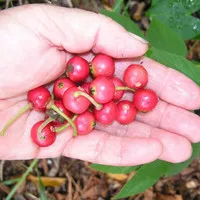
[0,4,200,166]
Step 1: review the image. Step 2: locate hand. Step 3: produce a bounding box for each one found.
[0,4,200,166]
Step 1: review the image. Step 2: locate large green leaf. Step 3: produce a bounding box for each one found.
[165,143,200,177]
[147,47,200,86]
[114,160,172,199]
[147,0,200,39]
[91,164,139,174]
[146,19,187,56]
[181,0,200,13]
[100,9,144,38]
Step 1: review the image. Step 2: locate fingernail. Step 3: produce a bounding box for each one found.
[129,32,149,44]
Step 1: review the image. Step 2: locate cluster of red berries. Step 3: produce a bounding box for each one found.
[0,54,158,147]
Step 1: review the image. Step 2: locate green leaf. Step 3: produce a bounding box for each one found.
[181,0,200,13]
[165,143,200,177]
[146,19,187,56]
[114,160,171,199]
[90,164,139,174]
[113,0,124,14]
[5,159,38,200]
[147,0,200,39]
[36,169,48,200]
[146,47,200,86]
[2,178,21,186]
[100,9,144,38]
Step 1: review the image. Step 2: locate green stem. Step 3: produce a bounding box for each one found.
[37,117,54,139]
[50,104,77,136]
[5,159,38,200]
[55,115,78,133]
[115,86,135,92]
[74,91,102,110]
[0,103,33,136]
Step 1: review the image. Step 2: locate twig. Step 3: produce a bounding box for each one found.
[188,40,199,55]
[66,172,73,200]
[18,0,22,5]
[0,160,5,181]
[25,192,39,200]
[5,0,10,8]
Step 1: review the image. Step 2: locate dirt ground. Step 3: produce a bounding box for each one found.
[0,0,200,199]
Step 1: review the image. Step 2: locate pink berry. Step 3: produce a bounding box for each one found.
[90,54,115,78]
[94,101,117,125]
[31,121,56,147]
[53,78,75,99]
[63,87,90,114]
[116,100,137,124]
[111,77,125,101]
[74,111,95,135]
[28,86,51,111]
[123,64,148,90]
[90,77,115,104]
[80,82,91,94]
[133,89,158,112]
[66,56,90,82]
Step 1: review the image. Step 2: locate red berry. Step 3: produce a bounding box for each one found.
[53,78,75,99]
[28,86,51,111]
[80,82,91,94]
[90,54,115,78]
[66,56,90,82]
[63,87,90,114]
[90,77,115,104]
[116,100,137,124]
[133,89,158,112]
[74,111,95,135]
[94,101,117,125]
[111,77,125,101]
[31,121,56,147]
[54,100,71,117]
[123,64,148,90]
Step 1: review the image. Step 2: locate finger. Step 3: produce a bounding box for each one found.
[62,130,162,166]
[135,100,200,143]
[96,121,192,163]
[115,57,200,110]
[0,102,162,166]
[6,4,148,58]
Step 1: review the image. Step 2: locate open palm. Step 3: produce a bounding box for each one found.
[0,4,200,166]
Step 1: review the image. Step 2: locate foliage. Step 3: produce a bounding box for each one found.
[147,0,200,40]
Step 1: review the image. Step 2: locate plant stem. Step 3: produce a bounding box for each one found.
[188,40,199,55]
[55,115,78,133]
[74,91,102,110]
[115,86,135,92]
[5,159,39,200]
[37,117,54,139]
[0,103,33,136]
[50,104,77,136]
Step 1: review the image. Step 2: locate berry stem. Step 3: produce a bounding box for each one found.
[37,117,54,139]
[0,103,33,136]
[55,115,77,133]
[115,86,135,92]
[74,91,102,110]
[49,103,77,136]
